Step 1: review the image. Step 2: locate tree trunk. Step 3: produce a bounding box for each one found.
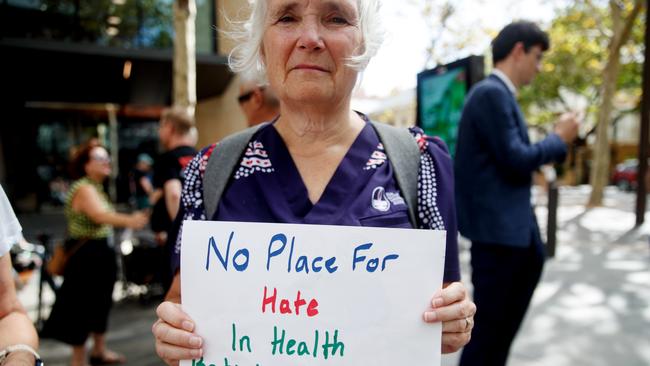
[587,55,620,206]
[587,0,643,206]
[173,0,197,116]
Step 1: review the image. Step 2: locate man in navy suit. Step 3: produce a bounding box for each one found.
[455,21,579,366]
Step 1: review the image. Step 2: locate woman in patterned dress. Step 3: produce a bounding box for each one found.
[43,143,148,366]
[153,1,476,365]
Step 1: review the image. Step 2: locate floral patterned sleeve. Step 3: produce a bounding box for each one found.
[169,144,216,273]
[409,127,460,283]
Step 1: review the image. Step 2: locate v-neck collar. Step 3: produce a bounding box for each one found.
[263,120,377,222]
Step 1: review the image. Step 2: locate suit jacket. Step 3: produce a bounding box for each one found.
[454,74,567,247]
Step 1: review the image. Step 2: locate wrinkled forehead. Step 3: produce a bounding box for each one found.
[266,0,359,19]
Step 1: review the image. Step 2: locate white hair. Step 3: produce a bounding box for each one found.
[227,0,385,83]
[238,67,267,88]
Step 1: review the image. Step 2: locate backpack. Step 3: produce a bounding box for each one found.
[203,121,420,225]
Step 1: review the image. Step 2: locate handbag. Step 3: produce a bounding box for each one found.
[46,238,89,276]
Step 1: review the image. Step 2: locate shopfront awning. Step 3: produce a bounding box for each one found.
[0,38,233,106]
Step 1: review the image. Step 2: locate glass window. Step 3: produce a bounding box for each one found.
[2,0,215,52]
[196,0,216,53]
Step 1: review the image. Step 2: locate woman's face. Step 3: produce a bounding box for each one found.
[262,0,363,107]
[85,147,112,178]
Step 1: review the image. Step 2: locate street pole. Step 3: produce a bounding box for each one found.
[542,164,559,258]
[107,104,119,202]
[547,180,559,258]
[636,0,650,226]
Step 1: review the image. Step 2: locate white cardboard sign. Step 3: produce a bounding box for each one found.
[181,220,446,366]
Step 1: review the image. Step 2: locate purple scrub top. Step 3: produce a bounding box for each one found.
[171,116,460,282]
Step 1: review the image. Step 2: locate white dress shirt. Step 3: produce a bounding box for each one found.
[492,69,517,96]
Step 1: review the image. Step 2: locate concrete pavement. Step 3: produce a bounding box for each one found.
[443,186,650,366]
[15,186,650,366]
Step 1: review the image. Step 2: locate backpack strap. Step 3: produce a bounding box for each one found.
[370,121,420,226]
[203,123,266,220]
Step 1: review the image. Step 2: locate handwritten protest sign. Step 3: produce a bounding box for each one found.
[181,221,446,366]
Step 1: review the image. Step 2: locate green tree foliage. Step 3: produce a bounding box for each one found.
[518,0,644,206]
[38,0,174,49]
[519,1,644,128]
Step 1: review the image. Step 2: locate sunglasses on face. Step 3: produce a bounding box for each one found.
[91,155,111,163]
[237,87,265,104]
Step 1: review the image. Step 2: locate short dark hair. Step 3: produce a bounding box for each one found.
[492,21,550,65]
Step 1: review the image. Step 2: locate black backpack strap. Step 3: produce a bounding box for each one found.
[203,123,266,219]
[370,121,420,226]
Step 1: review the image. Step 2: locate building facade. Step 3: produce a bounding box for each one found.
[0,0,248,211]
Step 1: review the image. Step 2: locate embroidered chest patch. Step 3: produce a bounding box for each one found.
[234,141,275,179]
[364,143,387,170]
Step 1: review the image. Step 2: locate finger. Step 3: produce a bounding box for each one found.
[156,301,195,332]
[152,319,203,349]
[424,299,476,323]
[430,282,467,309]
[442,316,474,333]
[437,300,476,322]
[442,331,471,354]
[156,339,203,363]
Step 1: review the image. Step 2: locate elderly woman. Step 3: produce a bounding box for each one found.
[43,143,148,366]
[152,0,475,364]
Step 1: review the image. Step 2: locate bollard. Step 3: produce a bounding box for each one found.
[546,181,559,258]
[35,232,58,330]
[35,233,49,330]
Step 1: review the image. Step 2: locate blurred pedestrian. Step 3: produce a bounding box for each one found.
[0,185,42,366]
[150,107,197,291]
[238,71,280,126]
[42,143,147,366]
[130,153,154,210]
[454,21,579,366]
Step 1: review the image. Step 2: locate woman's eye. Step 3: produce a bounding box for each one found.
[328,16,349,25]
[277,15,295,23]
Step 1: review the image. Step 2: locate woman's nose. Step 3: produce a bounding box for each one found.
[297,18,324,51]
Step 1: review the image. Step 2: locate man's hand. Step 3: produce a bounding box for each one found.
[554,112,580,145]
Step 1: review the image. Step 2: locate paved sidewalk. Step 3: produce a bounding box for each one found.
[18,186,650,366]
[444,186,650,366]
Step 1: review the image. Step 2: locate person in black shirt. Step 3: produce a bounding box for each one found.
[130,153,154,210]
[151,106,197,290]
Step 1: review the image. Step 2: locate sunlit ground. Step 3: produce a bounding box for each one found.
[444,186,650,366]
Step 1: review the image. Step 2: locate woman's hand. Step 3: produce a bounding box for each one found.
[152,301,203,366]
[423,281,476,354]
[128,211,148,230]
